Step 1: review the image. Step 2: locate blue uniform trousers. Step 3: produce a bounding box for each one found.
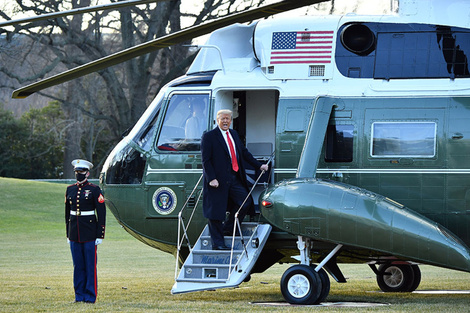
[70,241,97,303]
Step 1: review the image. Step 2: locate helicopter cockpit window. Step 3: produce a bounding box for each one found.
[325,125,354,163]
[135,110,160,151]
[105,142,146,185]
[130,90,164,151]
[371,122,436,157]
[157,94,209,152]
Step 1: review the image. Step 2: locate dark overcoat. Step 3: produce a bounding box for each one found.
[201,127,262,221]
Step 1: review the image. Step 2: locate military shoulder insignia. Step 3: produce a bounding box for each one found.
[98,194,105,203]
[152,187,177,215]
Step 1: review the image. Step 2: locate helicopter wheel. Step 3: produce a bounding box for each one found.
[280,265,322,305]
[313,266,330,303]
[376,263,420,292]
[408,265,421,292]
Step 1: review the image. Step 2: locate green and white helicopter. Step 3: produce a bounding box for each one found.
[8,0,470,305]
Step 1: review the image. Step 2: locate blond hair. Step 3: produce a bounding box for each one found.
[216,109,233,120]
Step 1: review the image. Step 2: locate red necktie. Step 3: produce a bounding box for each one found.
[226,131,239,172]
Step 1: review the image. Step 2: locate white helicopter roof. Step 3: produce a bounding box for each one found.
[398,0,470,29]
[185,0,470,99]
[189,0,470,78]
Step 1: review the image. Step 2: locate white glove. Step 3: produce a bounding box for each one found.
[67,238,70,244]
[95,238,103,245]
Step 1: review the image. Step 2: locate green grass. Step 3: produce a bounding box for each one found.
[1,177,470,312]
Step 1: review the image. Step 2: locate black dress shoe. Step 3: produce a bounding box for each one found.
[213,245,231,250]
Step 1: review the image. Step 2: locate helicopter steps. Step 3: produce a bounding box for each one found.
[171,222,272,294]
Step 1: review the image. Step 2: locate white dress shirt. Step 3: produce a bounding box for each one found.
[219,127,237,159]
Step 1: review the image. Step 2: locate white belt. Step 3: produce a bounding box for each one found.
[70,210,95,216]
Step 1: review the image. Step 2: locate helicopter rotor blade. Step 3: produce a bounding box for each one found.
[12,0,329,99]
[0,0,170,28]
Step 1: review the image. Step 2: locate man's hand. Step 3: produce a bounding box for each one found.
[95,238,103,245]
[209,179,219,188]
[260,164,269,172]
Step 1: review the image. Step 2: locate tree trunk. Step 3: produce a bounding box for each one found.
[63,95,82,179]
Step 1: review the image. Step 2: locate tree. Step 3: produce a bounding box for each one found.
[0,103,29,177]
[20,102,66,178]
[0,0,268,178]
[0,102,65,178]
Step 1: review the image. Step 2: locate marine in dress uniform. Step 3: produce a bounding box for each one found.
[65,159,106,303]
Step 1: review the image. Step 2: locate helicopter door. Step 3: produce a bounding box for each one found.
[243,90,277,206]
[145,92,210,224]
[219,90,278,206]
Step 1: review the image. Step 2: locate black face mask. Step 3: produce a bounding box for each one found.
[75,172,87,182]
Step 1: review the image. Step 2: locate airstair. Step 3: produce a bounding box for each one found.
[173,155,274,295]
[171,222,272,294]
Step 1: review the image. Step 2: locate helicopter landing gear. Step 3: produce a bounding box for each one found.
[316,266,330,303]
[280,236,341,305]
[370,263,421,292]
[281,264,322,304]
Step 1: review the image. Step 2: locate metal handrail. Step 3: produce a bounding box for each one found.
[227,152,275,280]
[175,174,203,280]
[175,151,275,282]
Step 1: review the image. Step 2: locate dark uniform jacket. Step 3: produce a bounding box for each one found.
[65,181,106,242]
[201,127,262,221]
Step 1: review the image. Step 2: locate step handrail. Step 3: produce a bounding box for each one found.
[175,174,204,280]
[228,152,275,280]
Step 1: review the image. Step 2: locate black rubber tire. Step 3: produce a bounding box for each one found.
[408,265,421,292]
[376,263,415,292]
[315,267,330,304]
[280,265,322,305]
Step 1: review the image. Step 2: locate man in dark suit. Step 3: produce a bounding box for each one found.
[65,159,106,303]
[201,109,269,250]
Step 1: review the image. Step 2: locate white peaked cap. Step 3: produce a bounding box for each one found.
[71,159,93,171]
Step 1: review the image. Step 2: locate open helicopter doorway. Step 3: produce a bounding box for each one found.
[172,89,279,294]
[213,89,278,208]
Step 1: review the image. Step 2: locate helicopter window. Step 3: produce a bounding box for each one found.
[135,110,160,151]
[375,30,470,79]
[105,143,146,185]
[130,89,164,151]
[371,122,436,158]
[325,125,354,163]
[157,93,209,152]
[336,23,470,79]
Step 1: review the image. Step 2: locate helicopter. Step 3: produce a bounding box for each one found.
[8,0,470,305]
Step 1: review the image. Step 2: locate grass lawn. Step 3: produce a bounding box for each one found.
[0,177,469,312]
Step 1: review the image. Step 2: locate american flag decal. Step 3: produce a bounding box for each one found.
[271,31,334,64]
